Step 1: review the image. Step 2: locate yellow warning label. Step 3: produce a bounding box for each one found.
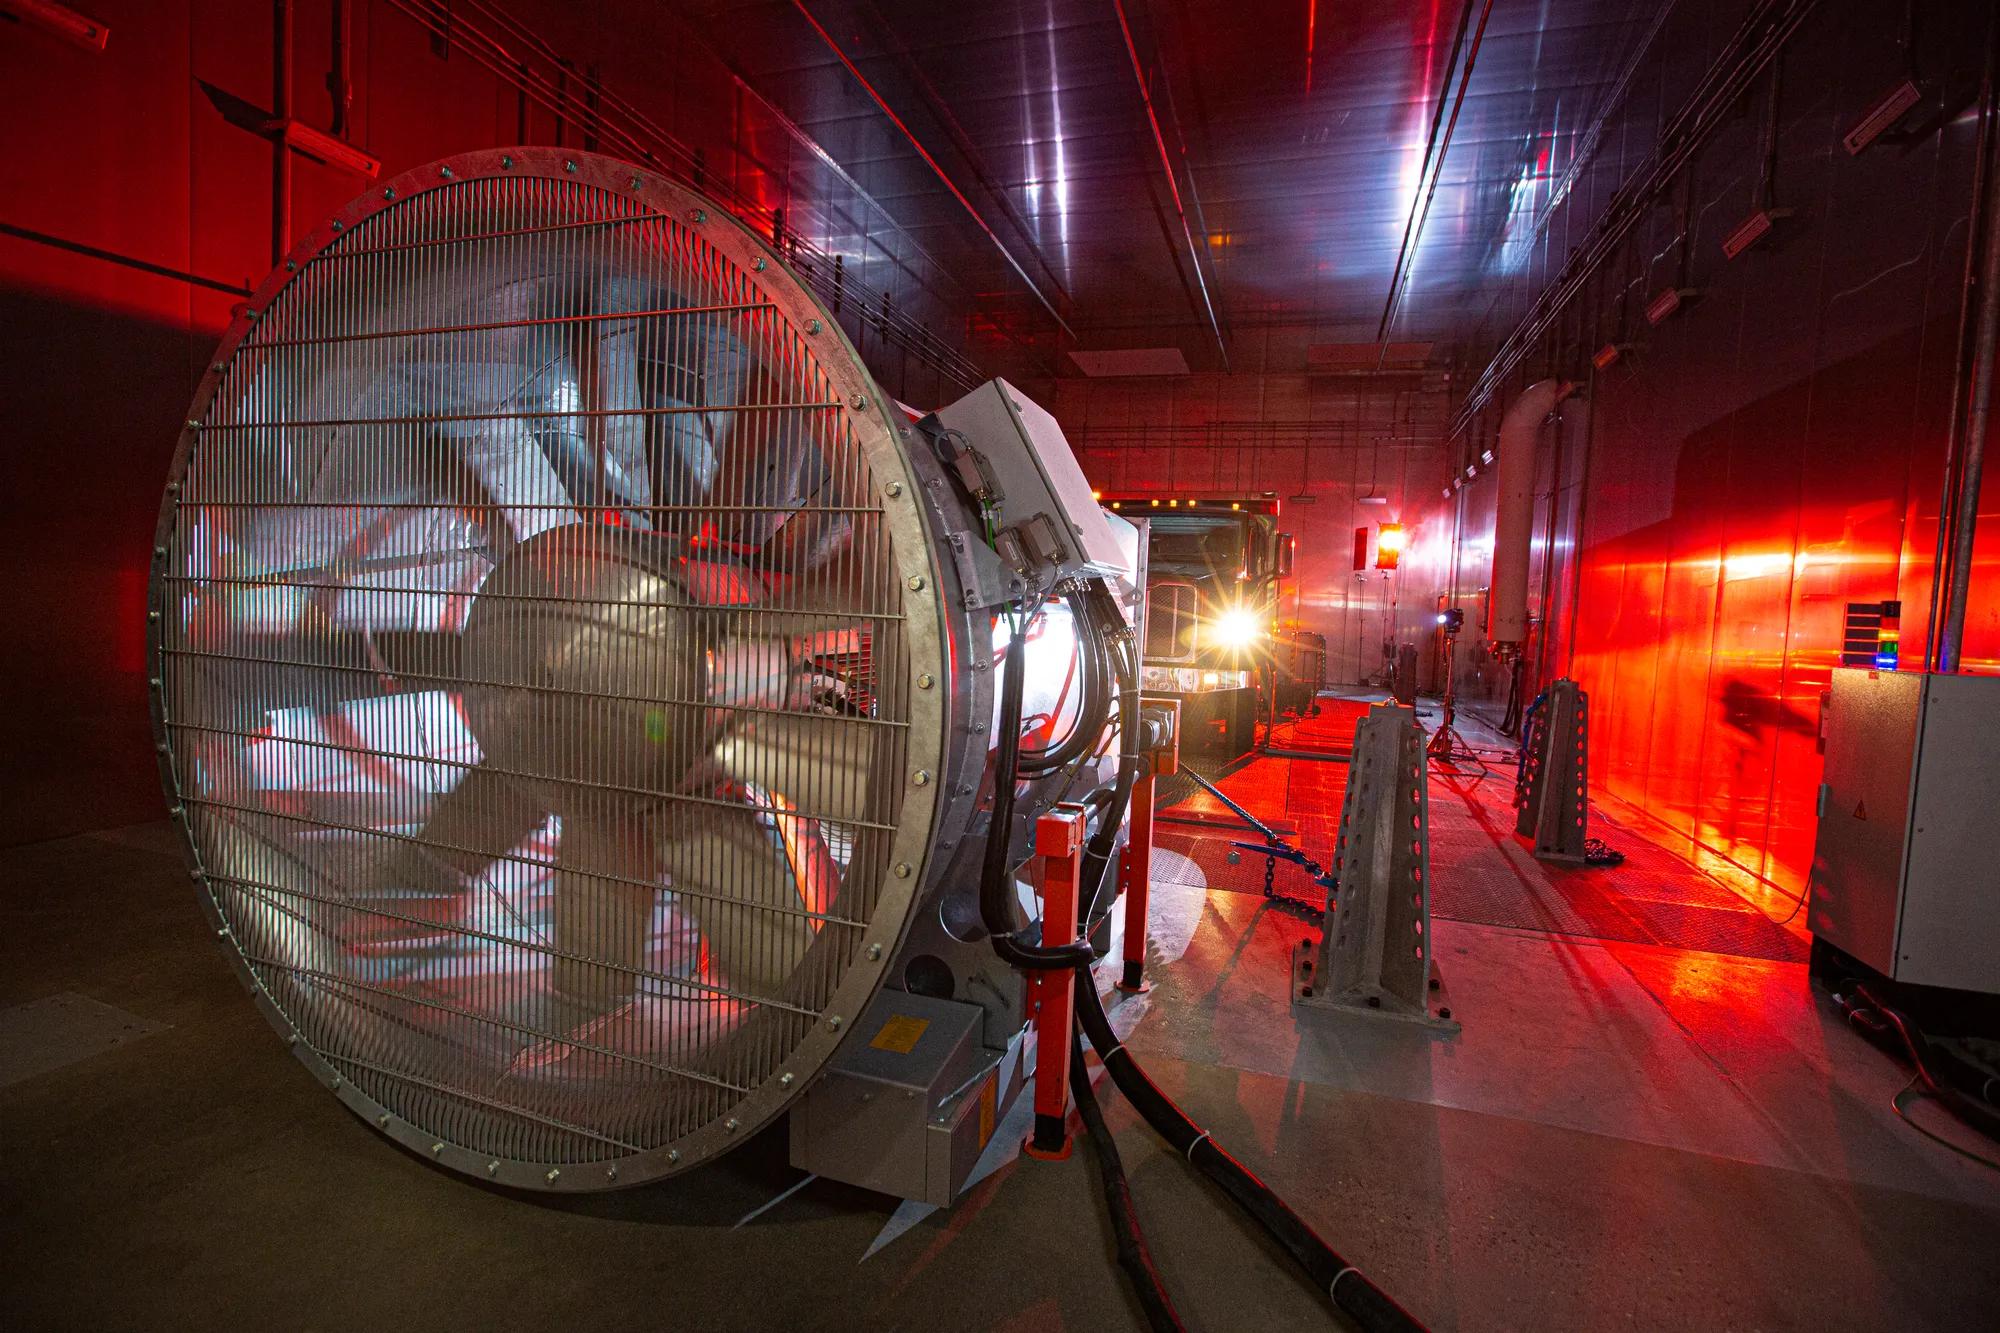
[977,1078,997,1147]
[869,1014,929,1054]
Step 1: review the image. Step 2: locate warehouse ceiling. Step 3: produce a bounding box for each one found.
[673,0,1667,375]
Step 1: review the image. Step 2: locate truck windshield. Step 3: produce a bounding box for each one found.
[1148,515,1248,580]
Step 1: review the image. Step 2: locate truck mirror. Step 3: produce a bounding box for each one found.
[1277,533,1296,578]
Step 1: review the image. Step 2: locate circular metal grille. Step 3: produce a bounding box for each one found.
[151,151,945,1188]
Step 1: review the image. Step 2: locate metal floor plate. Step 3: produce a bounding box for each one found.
[1151,728,1809,965]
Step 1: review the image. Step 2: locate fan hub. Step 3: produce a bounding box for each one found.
[459,522,704,809]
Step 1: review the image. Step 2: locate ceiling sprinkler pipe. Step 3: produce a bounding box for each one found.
[1488,379,1567,654]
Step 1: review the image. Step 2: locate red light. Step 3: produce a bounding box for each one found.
[4,0,109,51]
[267,119,382,178]
[1375,522,1405,570]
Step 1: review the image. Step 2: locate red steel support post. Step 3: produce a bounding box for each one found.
[1117,770,1155,993]
[1118,700,1178,993]
[1024,804,1086,1160]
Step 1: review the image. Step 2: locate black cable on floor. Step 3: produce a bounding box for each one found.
[1073,972,1427,1332]
[1069,1042,1188,1333]
[1892,1077,2000,1172]
[1838,984,2000,1170]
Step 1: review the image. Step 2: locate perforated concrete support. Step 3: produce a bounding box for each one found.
[1297,703,1456,1031]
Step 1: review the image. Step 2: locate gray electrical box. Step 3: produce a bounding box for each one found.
[933,378,1132,587]
[788,988,1024,1206]
[1808,669,2000,993]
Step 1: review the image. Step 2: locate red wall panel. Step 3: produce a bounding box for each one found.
[0,0,1000,844]
[1445,0,1997,904]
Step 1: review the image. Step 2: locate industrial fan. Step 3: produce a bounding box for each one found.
[151,149,1431,1333]
[151,149,1136,1192]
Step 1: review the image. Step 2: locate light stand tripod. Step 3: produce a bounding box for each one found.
[1425,607,1481,764]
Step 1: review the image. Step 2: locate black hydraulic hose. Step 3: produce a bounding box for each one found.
[1070,1042,1187,1333]
[1074,584,1144,919]
[1074,973,1426,1333]
[982,620,1097,970]
[1019,585,1113,776]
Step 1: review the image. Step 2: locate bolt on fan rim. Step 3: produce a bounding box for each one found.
[149,148,949,1190]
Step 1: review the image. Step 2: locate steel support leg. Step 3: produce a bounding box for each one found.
[1025,805,1084,1160]
[1116,769,1155,993]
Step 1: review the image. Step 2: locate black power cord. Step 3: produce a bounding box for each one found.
[1840,983,2000,1171]
[983,579,1142,972]
[1073,973,1425,1332]
[1070,1041,1187,1333]
[1017,584,1114,776]
[1582,838,1625,867]
[981,624,1097,971]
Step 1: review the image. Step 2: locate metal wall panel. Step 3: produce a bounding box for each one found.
[1447,0,1993,901]
[1049,351,1452,685]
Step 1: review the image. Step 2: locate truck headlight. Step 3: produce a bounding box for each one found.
[1211,607,1262,649]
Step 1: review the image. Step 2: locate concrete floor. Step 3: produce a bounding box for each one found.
[5,741,1999,1330]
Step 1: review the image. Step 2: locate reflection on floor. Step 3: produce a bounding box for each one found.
[1165,694,1807,961]
[3,695,1998,1331]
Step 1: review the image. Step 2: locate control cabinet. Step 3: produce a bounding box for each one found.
[1808,669,2000,993]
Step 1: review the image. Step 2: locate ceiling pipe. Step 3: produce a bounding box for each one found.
[1489,379,1567,655]
[1530,0,1680,253]
[848,0,1075,309]
[687,16,980,301]
[790,0,1077,343]
[386,0,987,388]
[1110,0,1230,369]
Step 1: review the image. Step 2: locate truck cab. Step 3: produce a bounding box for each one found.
[1103,496,1293,759]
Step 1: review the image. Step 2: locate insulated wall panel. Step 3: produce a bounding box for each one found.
[1449,0,1993,901]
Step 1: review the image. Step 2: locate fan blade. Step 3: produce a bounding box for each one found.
[704,636,802,713]
[713,711,877,826]
[384,762,547,897]
[658,814,816,997]
[712,608,862,638]
[549,813,660,1019]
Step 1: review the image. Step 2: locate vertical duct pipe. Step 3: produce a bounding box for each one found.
[328,0,353,139]
[1488,379,1565,653]
[272,0,294,266]
[1938,22,2000,674]
[1534,395,1584,689]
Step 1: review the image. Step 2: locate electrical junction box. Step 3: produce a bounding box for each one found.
[933,379,1132,589]
[789,988,1024,1206]
[1807,669,2000,994]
